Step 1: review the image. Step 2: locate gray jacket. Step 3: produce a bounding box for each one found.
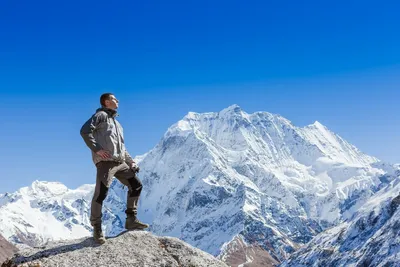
[80,107,134,166]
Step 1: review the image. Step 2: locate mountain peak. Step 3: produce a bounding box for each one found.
[169,105,246,136]
[311,120,326,129]
[219,104,243,116]
[27,180,68,197]
[183,105,243,122]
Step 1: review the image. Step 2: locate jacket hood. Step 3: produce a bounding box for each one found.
[96,107,118,118]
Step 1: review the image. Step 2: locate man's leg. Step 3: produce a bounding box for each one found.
[114,162,148,230]
[90,161,119,243]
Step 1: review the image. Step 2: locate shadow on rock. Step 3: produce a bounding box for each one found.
[10,237,97,266]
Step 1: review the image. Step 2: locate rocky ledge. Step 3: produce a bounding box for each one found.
[2,231,228,267]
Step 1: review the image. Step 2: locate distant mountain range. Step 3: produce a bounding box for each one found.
[1,105,399,266]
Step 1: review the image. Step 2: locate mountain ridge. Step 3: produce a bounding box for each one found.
[1,105,398,266]
[281,178,400,266]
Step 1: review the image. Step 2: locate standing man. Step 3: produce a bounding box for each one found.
[80,93,148,244]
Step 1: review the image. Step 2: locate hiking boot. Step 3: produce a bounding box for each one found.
[93,224,106,244]
[125,215,149,230]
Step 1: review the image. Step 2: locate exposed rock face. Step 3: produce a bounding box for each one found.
[4,231,228,267]
[219,235,279,267]
[0,233,17,266]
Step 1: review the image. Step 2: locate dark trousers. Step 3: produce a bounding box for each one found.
[90,161,142,226]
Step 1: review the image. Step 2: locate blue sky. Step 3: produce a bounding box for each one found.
[1,1,400,193]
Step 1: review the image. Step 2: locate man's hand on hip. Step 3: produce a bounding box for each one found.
[96,150,111,159]
[131,162,140,173]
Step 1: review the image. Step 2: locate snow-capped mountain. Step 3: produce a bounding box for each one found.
[136,105,397,263]
[1,105,398,266]
[0,179,131,247]
[281,178,400,267]
[0,181,94,247]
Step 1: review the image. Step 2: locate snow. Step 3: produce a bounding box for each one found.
[282,178,400,266]
[0,181,94,246]
[136,105,396,260]
[1,104,398,265]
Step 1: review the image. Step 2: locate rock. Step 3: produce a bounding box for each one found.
[5,231,228,267]
[0,233,18,266]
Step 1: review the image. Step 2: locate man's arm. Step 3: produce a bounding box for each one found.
[125,150,135,165]
[80,112,107,153]
[125,150,140,172]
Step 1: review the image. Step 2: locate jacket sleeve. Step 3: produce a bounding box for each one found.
[125,150,135,166]
[118,121,135,165]
[80,112,107,153]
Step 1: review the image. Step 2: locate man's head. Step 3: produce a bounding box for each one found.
[100,93,119,110]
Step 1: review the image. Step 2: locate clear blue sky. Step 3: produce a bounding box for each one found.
[1,1,399,193]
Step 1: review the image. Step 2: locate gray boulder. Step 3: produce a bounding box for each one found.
[5,231,228,267]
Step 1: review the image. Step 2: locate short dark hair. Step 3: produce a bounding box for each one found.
[100,93,114,106]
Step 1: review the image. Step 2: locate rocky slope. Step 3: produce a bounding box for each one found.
[0,233,17,266]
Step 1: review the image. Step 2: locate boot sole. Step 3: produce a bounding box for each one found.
[93,238,106,245]
[125,226,149,230]
[125,224,149,230]
[126,228,146,231]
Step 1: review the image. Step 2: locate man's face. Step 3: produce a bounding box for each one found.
[105,95,119,109]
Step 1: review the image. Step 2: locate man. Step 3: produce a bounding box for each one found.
[80,93,148,244]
